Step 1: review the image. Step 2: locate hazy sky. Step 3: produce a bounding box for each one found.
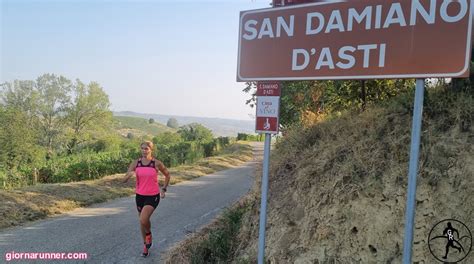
[1,0,270,120]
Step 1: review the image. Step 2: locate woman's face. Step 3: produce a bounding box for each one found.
[141,145,152,157]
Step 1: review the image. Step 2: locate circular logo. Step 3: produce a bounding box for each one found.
[428,219,472,263]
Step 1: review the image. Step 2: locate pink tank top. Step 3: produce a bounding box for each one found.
[135,158,160,195]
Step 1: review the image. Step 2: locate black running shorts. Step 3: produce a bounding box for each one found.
[135,193,160,212]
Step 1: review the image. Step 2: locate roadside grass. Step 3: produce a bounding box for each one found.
[164,197,251,264]
[161,87,474,263]
[164,143,263,264]
[0,142,253,230]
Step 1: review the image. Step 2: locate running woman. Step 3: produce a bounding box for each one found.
[123,141,170,257]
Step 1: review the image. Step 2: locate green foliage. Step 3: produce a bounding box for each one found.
[237,133,264,142]
[0,126,236,188]
[89,134,123,152]
[152,134,232,167]
[0,169,6,189]
[0,74,119,187]
[152,141,192,167]
[178,123,214,142]
[1,74,115,158]
[0,74,239,189]
[166,117,179,129]
[35,74,72,156]
[217,136,230,148]
[173,142,196,164]
[236,133,247,141]
[153,132,182,147]
[0,106,43,170]
[244,79,415,129]
[64,80,113,153]
[37,150,136,183]
[202,141,217,157]
[242,82,257,109]
[0,79,38,118]
[114,116,174,136]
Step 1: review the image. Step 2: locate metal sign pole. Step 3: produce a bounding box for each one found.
[402,78,425,263]
[258,133,271,264]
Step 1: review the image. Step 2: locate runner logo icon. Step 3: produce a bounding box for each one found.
[428,219,472,263]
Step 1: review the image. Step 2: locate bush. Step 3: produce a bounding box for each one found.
[237,133,264,142]
[33,150,137,183]
[203,141,217,157]
[237,133,248,141]
[1,169,30,189]
[1,135,241,188]
[217,137,230,150]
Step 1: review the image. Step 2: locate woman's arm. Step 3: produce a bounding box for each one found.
[123,160,138,183]
[156,160,170,191]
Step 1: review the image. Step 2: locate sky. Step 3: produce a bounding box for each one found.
[0,0,271,121]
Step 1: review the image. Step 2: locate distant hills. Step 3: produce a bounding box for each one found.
[113,116,176,138]
[113,111,255,137]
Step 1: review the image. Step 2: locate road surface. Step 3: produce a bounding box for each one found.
[0,142,263,263]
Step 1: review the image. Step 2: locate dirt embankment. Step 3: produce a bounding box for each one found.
[234,89,473,263]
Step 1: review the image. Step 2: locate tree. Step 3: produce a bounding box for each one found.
[178,123,213,142]
[0,106,42,170]
[242,82,257,108]
[0,80,38,122]
[33,74,72,158]
[148,118,155,124]
[166,118,179,129]
[64,80,112,153]
[153,132,182,147]
[243,79,414,129]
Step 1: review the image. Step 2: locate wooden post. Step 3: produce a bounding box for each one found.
[33,168,38,185]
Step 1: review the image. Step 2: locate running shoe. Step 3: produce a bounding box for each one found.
[145,232,153,249]
[141,244,149,257]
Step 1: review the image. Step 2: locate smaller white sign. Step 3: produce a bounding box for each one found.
[256,96,279,118]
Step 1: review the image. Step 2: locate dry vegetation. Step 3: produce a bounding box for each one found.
[0,143,253,230]
[164,196,253,264]
[232,87,473,263]
[164,142,263,264]
[165,86,473,263]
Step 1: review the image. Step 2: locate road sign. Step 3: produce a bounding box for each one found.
[237,0,473,81]
[256,82,280,134]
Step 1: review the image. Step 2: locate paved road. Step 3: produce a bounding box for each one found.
[0,143,263,264]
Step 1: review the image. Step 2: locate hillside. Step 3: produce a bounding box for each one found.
[113,111,255,137]
[233,87,473,263]
[113,115,176,137]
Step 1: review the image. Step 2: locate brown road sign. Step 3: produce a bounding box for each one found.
[237,0,473,81]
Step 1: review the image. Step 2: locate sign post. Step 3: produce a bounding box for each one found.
[402,78,425,263]
[258,133,271,264]
[237,1,473,263]
[255,81,280,264]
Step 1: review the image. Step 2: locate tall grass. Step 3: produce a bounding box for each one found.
[166,202,250,264]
